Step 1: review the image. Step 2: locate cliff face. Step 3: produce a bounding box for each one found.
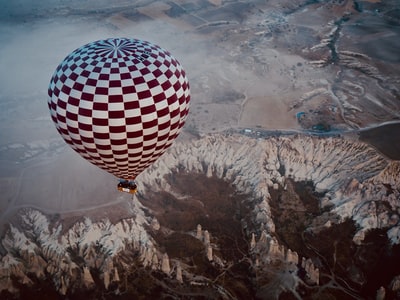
[0,200,153,296]
[140,133,398,243]
[1,133,399,298]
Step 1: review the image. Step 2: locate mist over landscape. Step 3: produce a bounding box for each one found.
[0,0,400,299]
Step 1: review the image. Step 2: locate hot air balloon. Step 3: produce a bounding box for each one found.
[48,38,190,193]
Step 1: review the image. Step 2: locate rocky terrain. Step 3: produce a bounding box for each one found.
[1,132,400,299]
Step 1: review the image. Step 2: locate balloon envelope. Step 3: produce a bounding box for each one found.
[48,38,190,180]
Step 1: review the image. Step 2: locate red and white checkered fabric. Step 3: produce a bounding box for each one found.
[48,38,190,180]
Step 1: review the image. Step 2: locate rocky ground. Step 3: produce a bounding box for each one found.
[1,132,400,299]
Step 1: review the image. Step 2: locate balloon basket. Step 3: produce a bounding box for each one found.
[117,179,137,194]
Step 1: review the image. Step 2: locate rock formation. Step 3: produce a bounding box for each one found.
[195,225,216,262]
[390,275,400,293]
[286,249,299,265]
[83,266,95,288]
[376,286,385,300]
[176,262,183,283]
[207,245,213,262]
[140,133,398,245]
[302,257,319,285]
[59,276,68,295]
[1,132,399,298]
[0,200,154,295]
[196,224,202,239]
[151,252,159,270]
[203,230,210,245]
[104,271,110,290]
[161,253,171,274]
[251,228,321,286]
[151,218,160,231]
[250,233,256,250]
